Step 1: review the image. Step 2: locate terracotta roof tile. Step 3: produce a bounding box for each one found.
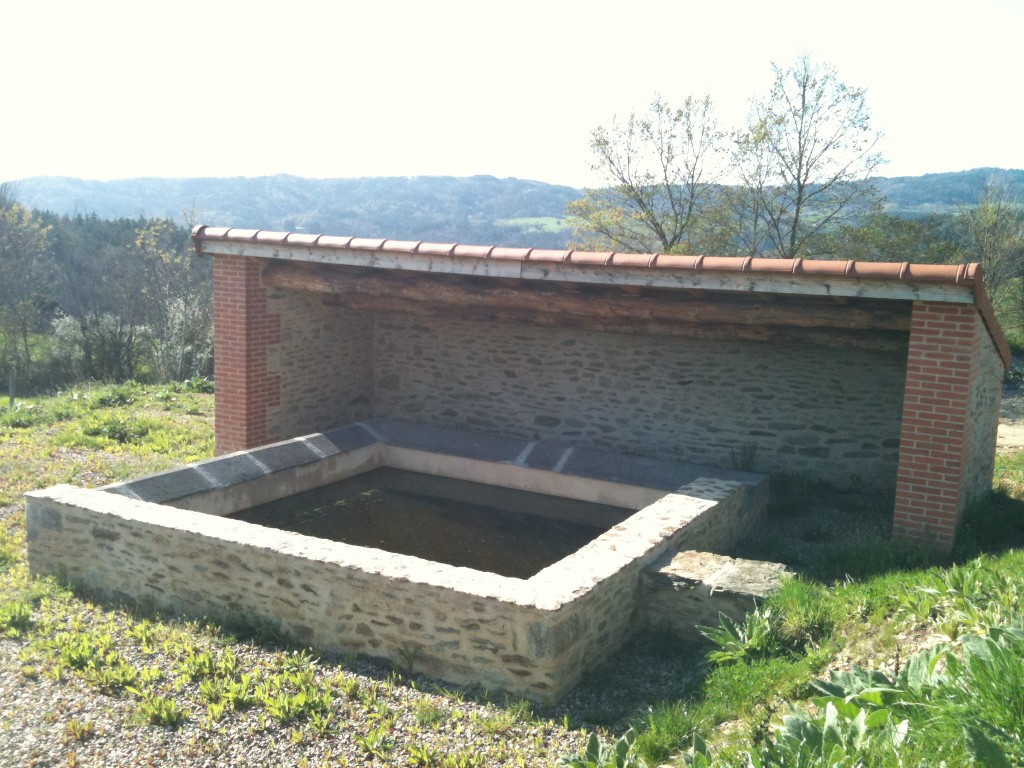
[528,249,571,263]
[451,244,494,259]
[253,230,289,245]
[194,225,231,239]
[225,227,261,240]
[283,233,322,246]
[489,246,532,261]
[414,242,458,257]
[313,235,353,248]
[382,239,422,252]
[608,252,654,268]
[567,251,613,265]
[347,237,388,251]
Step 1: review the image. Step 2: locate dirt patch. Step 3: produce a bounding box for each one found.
[998,386,1024,451]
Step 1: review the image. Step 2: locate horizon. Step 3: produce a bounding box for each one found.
[5,1,1023,188]
[10,164,1024,190]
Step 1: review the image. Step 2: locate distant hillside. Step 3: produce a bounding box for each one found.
[13,168,1023,248]
[875,168,1024,216]
[13,175,580,249]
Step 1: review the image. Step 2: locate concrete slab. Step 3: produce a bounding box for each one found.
[560,446,706,490]
[367,418,528,464]
[200,453,271,487]
[106,466,218,503]
[248,439,329,472]
[320,424,379,453]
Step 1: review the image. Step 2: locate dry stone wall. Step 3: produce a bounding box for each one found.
[372,314,908,491]
[264,292,373,441]
[965,315,1005,504]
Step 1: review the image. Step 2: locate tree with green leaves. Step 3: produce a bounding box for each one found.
[0,183,51,398]
[567,95,732,254]
[734,55,885,258]
[131,215,213,381]
[956,181,1024,312]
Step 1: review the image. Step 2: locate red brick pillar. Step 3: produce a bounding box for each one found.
[213,255,281,454]
[892,302,980,550]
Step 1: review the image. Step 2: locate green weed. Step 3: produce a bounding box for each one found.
[0,600,33,637]
[408,741,440,766]
[558,729,648,768]
[700,609,783,665]
[134,693,188,727]
[355,724,394,759]
[64,719,96,744]
[413,698,446,726]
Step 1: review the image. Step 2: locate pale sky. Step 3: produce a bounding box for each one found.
[4,0,1022,188]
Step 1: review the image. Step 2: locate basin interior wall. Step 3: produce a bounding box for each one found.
[26,419,767,701]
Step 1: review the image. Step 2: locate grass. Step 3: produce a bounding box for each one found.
[0,380,213,506]
[3,381,1024,767]
[495,216,572,233]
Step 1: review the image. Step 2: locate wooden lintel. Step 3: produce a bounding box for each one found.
[263,261,912,333]
[319,293,907,353]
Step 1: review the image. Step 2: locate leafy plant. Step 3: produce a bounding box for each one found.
[395,640,419,675]
[224,674,257,710]
[308,709,337,736]
[81,657,137,693]
[175,649,216,680]
[437,751,485,768]
[355,724,394,759]
[94,384,138,408]
[700,609,782,665]
[0,600,33,637]
[558,729,649,768]
[408,741,440,766]
[413,698,446,726]
[134,693,188,727]
[64,719,95,744]
[946,626,1024,762]
[80,413,152,445]
[281,648,318,671]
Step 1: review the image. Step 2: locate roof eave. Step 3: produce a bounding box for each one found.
[192,225,1010,367]
[191,226,980,305]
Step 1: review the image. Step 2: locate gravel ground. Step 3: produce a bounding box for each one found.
[0,607,705,768]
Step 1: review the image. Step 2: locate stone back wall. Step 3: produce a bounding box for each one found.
[264,290,373,443]
[965,313,1005,505]
[372,314,909,490]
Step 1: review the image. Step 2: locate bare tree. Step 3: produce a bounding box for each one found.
[567,95,733,254]
[735,55,885,258]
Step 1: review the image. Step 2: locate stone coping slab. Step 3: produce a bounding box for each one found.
[105,418,766,505]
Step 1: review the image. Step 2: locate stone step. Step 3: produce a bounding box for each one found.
[640,550,789,640]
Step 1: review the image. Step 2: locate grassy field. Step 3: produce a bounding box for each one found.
[495,217,572,234]
[2,382,1024,766]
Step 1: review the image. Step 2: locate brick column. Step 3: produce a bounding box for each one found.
[213,255,281,454]
[892,302,980,549]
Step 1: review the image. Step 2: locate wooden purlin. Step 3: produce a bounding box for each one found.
[261,261,914,334]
